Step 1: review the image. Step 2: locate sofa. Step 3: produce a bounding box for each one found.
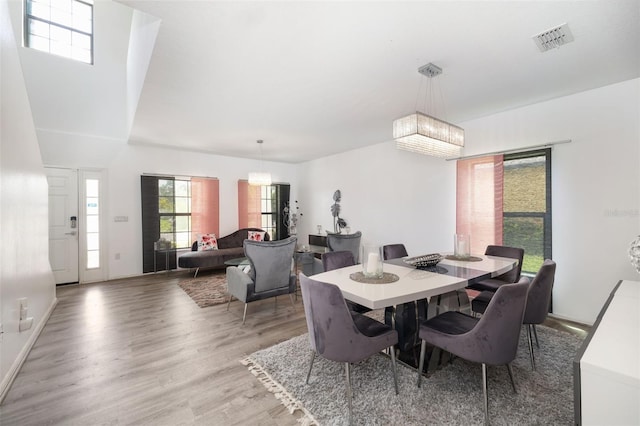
[178,228,270,277]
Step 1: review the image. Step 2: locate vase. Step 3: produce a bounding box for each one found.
[454,234,470,259]
[362,245,383,278]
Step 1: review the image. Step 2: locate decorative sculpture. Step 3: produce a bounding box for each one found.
[331,190,348,233]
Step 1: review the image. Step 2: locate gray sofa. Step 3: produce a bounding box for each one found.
[178,228,270,276]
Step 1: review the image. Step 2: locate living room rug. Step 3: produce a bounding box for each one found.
[242,326,583,425]
[178,270,229,308]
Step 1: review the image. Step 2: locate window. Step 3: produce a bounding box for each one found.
[24,0,93,64]
[238,181,290,240]
[141,175,219,273]
[502,149,552,274]
[159,178,192,249]
[85,178,99,269]
[457,149,551,275]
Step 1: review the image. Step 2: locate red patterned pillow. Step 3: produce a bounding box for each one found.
[197,233,218,251]
[247,231,266,241]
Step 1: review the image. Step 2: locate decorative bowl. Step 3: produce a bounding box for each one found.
[403,253,443,268]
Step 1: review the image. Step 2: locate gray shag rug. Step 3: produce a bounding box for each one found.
[242,325,583,425]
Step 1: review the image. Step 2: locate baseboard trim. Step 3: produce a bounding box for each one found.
[0,297,58,404]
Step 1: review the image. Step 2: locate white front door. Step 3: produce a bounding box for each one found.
[47,168,79,284]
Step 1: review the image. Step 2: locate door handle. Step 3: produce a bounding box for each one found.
[65,231,77,236]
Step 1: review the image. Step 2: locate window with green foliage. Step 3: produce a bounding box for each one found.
[158,179,191,249]
[502,149,552,274]
[24,0,93,64]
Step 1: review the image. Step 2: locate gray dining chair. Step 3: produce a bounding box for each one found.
[383,243,408,260]
[299,273,398,423]
[226,236,297,325]
[417,277,530,425]
[472,259,556,370]
[467,245,525,292]
[321,250,370,314]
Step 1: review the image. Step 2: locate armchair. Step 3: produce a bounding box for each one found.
[226,236,297,324]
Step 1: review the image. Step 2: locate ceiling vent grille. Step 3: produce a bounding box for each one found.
[533,23,574,52]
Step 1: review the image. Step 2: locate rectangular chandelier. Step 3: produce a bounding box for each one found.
[393,112,464,158]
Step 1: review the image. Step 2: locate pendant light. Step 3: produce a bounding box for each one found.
[248,139,272,186]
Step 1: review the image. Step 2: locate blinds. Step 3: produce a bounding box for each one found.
[456,155,504,254]
[238,180,261,229]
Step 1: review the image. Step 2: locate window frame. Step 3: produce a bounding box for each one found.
[502,148,552,275]
[24,0,94,65]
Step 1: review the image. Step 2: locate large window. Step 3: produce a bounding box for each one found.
[24,0,93,64]
[141,175,219,273]
[457,149,551,275]
[502,149,551,274]
[159,178,191,249]
[238,181,290,240]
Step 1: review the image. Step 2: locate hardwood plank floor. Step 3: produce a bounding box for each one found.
[0,271,308,425]
[0,271,589,425]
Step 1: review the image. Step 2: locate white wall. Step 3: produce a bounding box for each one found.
[0,0,57,399]
[104,144,299,279]
[297,78,639,325]
[297,141,457,259]
[461,78,639,324]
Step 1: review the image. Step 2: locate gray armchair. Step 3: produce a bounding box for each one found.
[417,278,530,425]
[312,231,362,274]
[299,273,398,422]
[226,236,297,324]
[472,259,556,370]
[327,231,362,262]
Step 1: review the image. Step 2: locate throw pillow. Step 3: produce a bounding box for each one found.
[197,233,218,251]
[247,231,266,241]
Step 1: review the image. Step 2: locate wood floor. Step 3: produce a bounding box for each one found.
[0,271,590,425]
[0,271,309,425]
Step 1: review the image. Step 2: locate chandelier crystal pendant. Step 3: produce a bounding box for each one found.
[393,63,464,158]
[248,139,272,186]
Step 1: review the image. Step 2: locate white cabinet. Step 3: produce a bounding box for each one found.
[574,280,640,425]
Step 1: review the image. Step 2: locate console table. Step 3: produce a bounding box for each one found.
[573,280,640,425]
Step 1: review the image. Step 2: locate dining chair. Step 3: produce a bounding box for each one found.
[472,259,556,370]
[299,273,398,422]
[417,278,530,425]
[382,243,408,260]
[466,245,525,292]
[321,251,370,313]
[226,236,297,324]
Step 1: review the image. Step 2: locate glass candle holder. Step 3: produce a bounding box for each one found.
[362,245,383,278]
[454,234,470,259]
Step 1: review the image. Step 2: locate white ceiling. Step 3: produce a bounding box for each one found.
[118,0,640,163]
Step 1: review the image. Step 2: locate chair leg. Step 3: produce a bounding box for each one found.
[417,340,427,387]
[226,295,233,311]
[482,363,489,426]
[305,350,316,384]
[506,363,518,393]
[345,362,353,424]
[390,345,398,395]
[532,324,540,348]
[288,293,296,311]
[527,324,536,370]
[242,303,248,325]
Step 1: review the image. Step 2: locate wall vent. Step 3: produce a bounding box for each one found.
[532,23,574,52]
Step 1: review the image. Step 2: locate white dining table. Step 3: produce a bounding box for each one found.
[309,254,518,310]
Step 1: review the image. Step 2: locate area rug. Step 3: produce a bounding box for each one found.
[242,326,583,425]
[178,270,228,307]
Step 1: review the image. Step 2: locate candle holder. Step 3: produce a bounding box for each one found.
[454,234,470,259]
[362,245,383,278]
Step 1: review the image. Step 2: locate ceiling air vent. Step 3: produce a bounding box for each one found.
[532,23,574,52]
